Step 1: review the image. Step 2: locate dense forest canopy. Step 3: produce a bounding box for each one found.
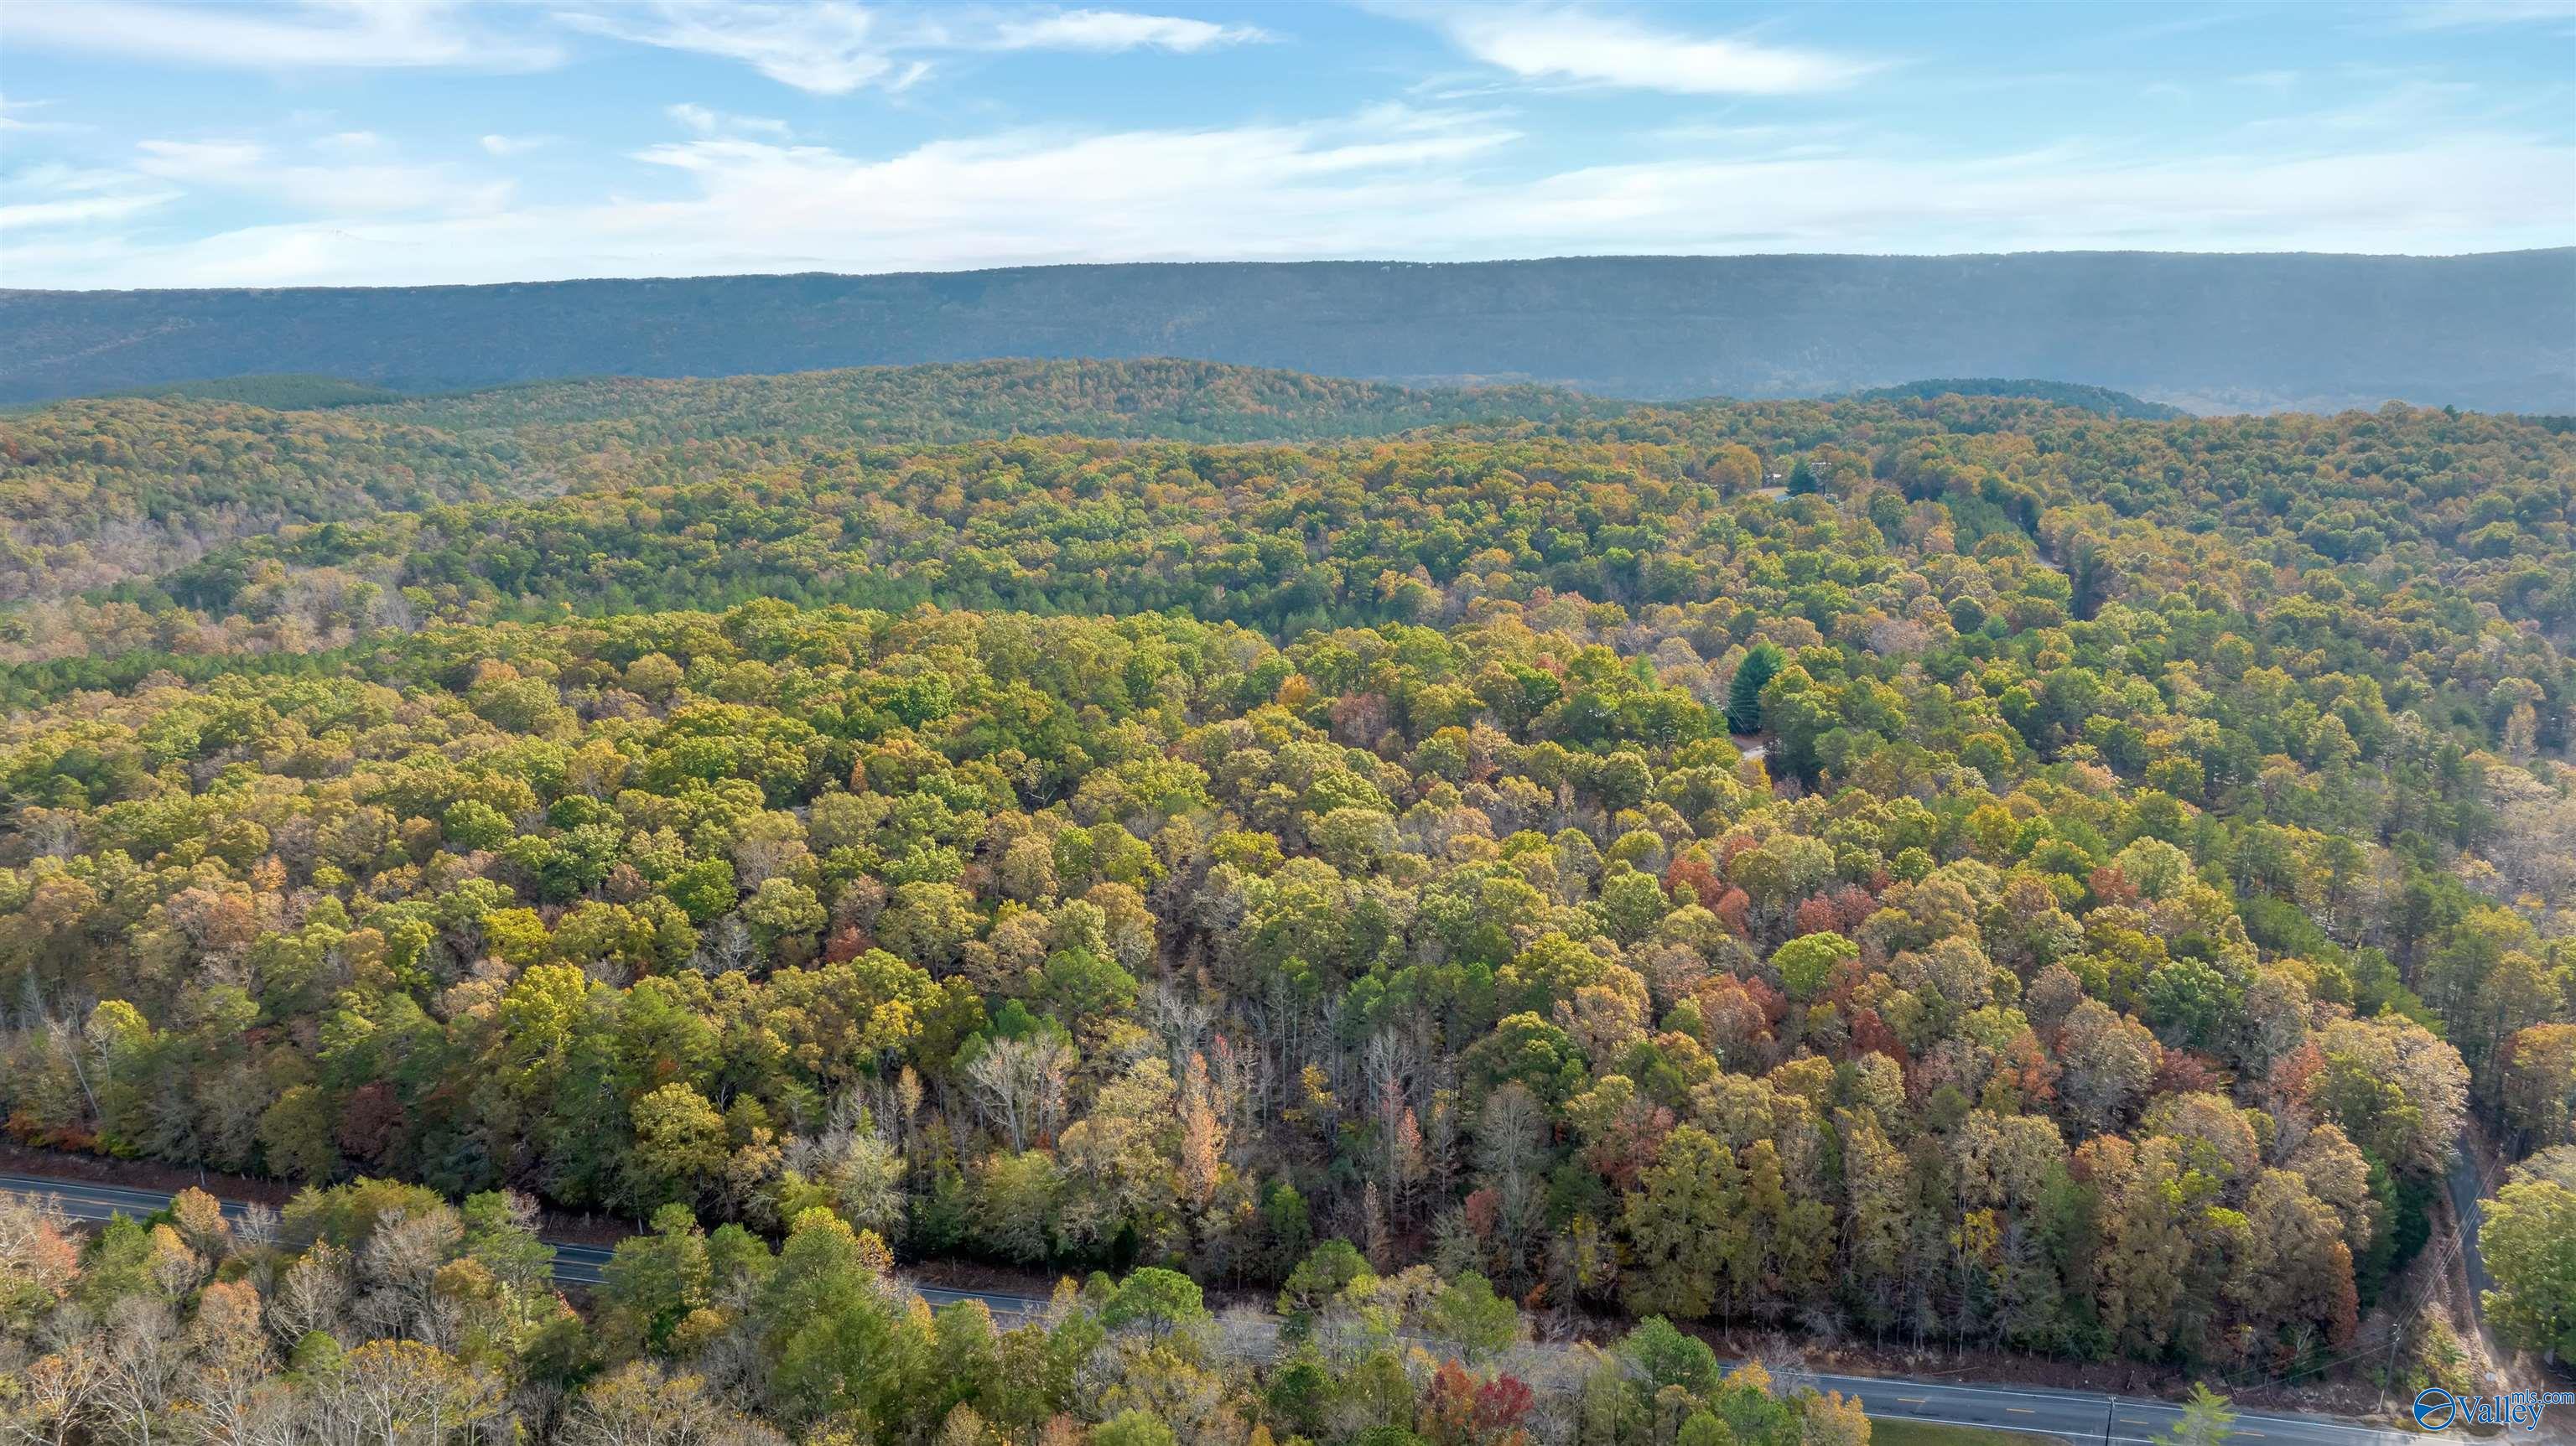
[0,360,1630,610]
[3,357,2573,1445]
[7,250,2572,411]
[1843,380,2188,422]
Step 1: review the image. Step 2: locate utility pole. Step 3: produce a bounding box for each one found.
[2379,1219,2455,1417]
[2378,1317,2402,1415]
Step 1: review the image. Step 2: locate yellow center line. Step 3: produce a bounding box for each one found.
[1899,1398,1929,1405]
[2008,1407,2035,1414]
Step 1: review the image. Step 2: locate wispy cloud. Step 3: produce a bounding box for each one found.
[667,103,792,138]
[4,5,2566,290]
[556,3,1274,94]
[131,137,514,216]
[13,101,2566,291]
[0,162,179,231]
[556,3,906,96]
[2388,0,2576,29]
[132,139,268,175]
[2096,10,2244,44]
[5,106,1512,285]
[1,0,563,71]
[1647,120,1863,153]
[989,9,1272,53]
[0,190,182,230]
[0,94,85,133]
[1436,6,1880,96]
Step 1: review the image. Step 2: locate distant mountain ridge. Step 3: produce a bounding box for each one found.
[352,356,1616,443]
[4,250,2571,412]
[1849,378,2188,421]
[0,356,2210,616]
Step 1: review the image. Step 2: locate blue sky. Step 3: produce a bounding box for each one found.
[2,1,2570,289]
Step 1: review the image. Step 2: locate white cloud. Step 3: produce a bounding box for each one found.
[0,0,562,71]
[4,107,1510,285]
[554,3,1270,94]
[1452,132,2573,256]
[1438,6,1878,96]
[0,191,181,230]
[8,163,145,195]
[132,139,270,175]
[0,94,83,133]
[480,134,554,157]
[131,137,513,216]
[11,105,2568,292]
[0,163,178,231]
[667,103,792,137]
[1647,120,1862,155]
[990,9,1271,53]
[2390,0,2576,28]
[556,3,909,95]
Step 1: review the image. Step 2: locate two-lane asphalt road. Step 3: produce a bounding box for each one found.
[3,1173,2442,1446]
[1795,1371,2435,1446]
[1,1172,1031,1313]
[5,1171,277,1236]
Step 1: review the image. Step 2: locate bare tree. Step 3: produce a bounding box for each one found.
[0,1191,81,1316]
[9,1335,104,1446]
[355,1206,465,1344]
[305,1340,500,1446]
[269,1241,350,1348]
[178,1283,283,1446]
[558,1362,786,1446]
[1140,982,1210,1066]
[91,1298,184,1446]
[964,1032,1072,1152]
[166,1189,231,1262]
[778,1095,907,1236]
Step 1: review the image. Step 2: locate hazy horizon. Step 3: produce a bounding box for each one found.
[11,242,2576,298]
[4,1,2572,289]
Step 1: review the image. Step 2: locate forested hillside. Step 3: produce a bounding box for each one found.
[8,249,2572,411]
[3,361,2573,1443]
[363,359,1611,443]
[1846,380,2188,421]
[0,360,1601,610]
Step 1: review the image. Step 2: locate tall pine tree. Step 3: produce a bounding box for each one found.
[1728,642,1784,736]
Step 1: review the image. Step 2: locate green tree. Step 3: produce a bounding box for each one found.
[626,1082,729,1212]
[258,1085,340,1183]
[2156,1383,2236,1446]
[600,1204,712,1355]
[662,858,738,925]
[1093,1410,1179,1446]
[1621,1126,1743,1321]
[1728,643,1785,736]
[1618,1314,1720,1399]
[2479,1180,2576,1360]
[757,1209,932,1432]
[1279,1238,1373,1334]
[1103,1267,1208,1340]
[1773,931,1858,1003]
[741,877,827,962]
[1427,1270,1519,1360]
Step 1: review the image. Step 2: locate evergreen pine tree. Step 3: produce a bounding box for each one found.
[1728,642,1784,735]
